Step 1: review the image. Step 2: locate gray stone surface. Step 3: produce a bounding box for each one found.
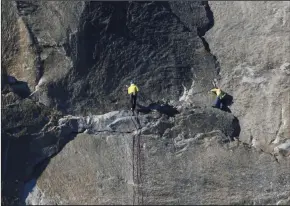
[205,1,290,155]
[1,1,290,205]
[25,109,289,205]
[2,1,218,115]
[1,98,61,205]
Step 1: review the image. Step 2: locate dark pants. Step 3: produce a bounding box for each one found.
[214,96,225,109]
[130,94,137,111]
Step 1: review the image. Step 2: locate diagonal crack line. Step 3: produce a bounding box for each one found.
[93,130,135,134]
[41,44,65,49]
[238,140,280,164]
[196,1,221,77]
[16,17,44,85]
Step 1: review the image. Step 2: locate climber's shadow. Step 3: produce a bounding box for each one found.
[137,102,180,117]
[221,94,234,113]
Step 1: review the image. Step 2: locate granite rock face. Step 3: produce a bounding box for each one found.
[1,1,290,205]
[2,1,218,115]
[25,109,289,205]
[1,98,65,205]
[205,1,290,156]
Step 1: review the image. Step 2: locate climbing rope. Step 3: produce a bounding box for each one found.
[131,114,144,205]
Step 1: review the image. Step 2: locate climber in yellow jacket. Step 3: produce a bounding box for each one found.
[210,87,227,109]
[127,81,139,112]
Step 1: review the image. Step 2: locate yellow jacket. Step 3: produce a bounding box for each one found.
[210,88,226,99]
[128,84,139,95]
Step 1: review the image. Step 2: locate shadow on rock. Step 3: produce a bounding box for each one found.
[2,75,31,98]
[221,94,234,113]
[137,102,180,117]
[19,131,78,205]
[2,124,79,205]
[11,81,31,98]
[231,117,241,140]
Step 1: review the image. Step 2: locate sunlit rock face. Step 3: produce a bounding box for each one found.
[1,1,290,205]
[205,1,290,155]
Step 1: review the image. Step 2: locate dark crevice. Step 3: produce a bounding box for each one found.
[196,1,220,77]
[200,37,211,53]
[63,28,73,57]
[231,117,241,140]
[196,1,241,141]
[41,44,63,49]
[15,1,38,16]
[197,1,214,37]
[91,130,134,134]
